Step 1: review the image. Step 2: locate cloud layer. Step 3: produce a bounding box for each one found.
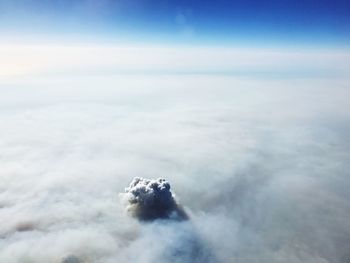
[0,48,350,262]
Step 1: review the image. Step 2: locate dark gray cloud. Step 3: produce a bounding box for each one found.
[123,177,188,221]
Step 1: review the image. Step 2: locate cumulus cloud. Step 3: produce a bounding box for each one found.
[123,177,188,221]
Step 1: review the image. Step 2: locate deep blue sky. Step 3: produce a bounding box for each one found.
[0,0,349,45]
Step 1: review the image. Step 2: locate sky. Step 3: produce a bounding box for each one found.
[0,0,349,80]
[0,0,350,45]
[1,1,350,263]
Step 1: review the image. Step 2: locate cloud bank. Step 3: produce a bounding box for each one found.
[0,47,350,262]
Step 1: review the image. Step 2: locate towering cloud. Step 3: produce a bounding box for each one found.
[123,177,188,221]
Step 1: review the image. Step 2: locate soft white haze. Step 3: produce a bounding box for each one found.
[1,44,350,77]
[1,44,350,262]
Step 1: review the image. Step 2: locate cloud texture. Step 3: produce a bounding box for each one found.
[123,177,187,221]
[0,48,350,262]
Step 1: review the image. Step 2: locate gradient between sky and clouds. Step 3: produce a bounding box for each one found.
[0,1,350,79]
[0,0,350,46]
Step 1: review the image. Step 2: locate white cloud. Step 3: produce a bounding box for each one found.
[0,46,350,262]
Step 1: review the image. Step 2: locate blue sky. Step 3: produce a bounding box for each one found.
[0,0,349,45]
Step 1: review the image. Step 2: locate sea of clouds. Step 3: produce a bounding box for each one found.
[1,47,350,263]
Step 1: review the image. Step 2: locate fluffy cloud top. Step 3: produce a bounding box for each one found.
[123,177,188,221]
[0,46,350,263]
